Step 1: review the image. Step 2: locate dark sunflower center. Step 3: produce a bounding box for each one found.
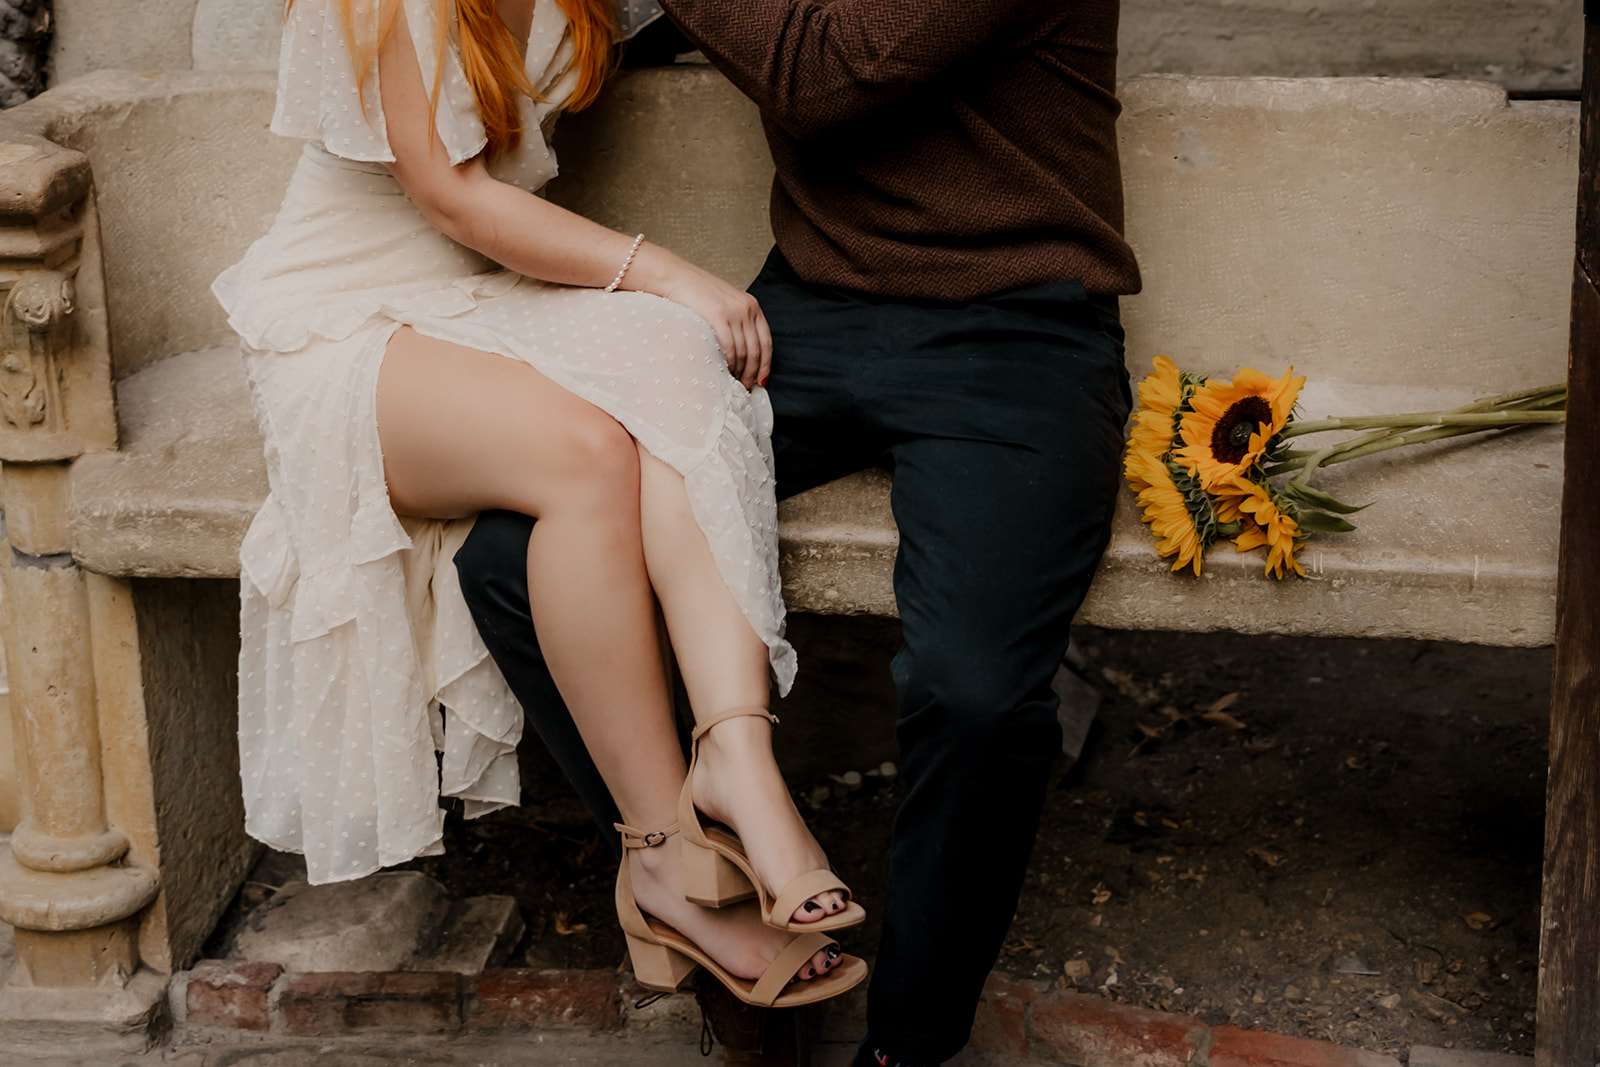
[1210,396,1274,465]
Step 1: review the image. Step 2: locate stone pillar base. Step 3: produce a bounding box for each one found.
[0,968,167,1058]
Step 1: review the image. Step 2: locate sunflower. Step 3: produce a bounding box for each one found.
[1176,366,1305,490]
[1224,478,1306,579]
[1128,450,1241,576]
[1126,356,1207,492]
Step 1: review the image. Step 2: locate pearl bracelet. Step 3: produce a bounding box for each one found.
[605,233,646,293]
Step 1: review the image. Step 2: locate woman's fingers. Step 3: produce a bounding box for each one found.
[754,306,773,387]
[721,312,749,381]
[735,314,760,389]
[709,313,741,376]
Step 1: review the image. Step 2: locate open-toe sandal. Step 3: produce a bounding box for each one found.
[614,821,868,1008]
[676,707,868,933]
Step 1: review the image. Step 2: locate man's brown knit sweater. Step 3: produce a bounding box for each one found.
[656,0,1141,303]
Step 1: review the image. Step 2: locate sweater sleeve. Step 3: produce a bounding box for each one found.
[658,0,1054,139]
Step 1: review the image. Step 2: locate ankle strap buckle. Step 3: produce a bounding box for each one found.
[615,821,680,849]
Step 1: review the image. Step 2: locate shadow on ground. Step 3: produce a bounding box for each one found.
[216,618,1548,1060]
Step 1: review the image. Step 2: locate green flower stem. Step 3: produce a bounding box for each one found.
[1265,418,1560,480]
[1279,384,1566,440]
[1280,409,1564,436]
[1269,384,1566,489]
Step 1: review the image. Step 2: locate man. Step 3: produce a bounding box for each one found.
[455,2,1139,1063]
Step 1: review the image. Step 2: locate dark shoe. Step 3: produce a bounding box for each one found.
[850,1036,933,1067]
[694,968,805,1066]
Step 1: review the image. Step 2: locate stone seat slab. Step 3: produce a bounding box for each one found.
[67,347,1560,646]
[69,345,267,579]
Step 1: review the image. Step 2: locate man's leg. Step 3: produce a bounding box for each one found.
[858,286,1131,1065]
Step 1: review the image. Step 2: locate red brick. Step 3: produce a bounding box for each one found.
[470,969,622,1032]
[1210,1026,1402,1067]
[276,971,464,1035]
[186,960,282,1031]
[969,972,1039,1058]
[1028,992,1207,1067]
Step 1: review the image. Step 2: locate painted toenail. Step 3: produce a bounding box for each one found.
[804,901,821,912]
[808,967,816,978]
[826,944,841,959]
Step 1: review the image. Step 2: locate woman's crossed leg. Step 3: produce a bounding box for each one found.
[376,326,844,983]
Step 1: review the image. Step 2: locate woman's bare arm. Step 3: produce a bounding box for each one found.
[377,5,771,386]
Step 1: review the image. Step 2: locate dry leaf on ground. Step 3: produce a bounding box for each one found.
[1204,692,1241,714]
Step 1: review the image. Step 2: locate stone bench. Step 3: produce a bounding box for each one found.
[0,64,1575,1050]
[51,69,1576,642]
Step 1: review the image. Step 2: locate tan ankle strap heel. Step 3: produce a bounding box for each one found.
[611,816,866,1008]
[678,706,865,933]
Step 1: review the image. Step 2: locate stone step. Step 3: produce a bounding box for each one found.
[226,871,526,978]
[408,896,526,976]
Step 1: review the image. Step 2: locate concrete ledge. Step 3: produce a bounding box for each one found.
[69,346,266,580]
[68,349,1563,645]
[41,70,1580,645]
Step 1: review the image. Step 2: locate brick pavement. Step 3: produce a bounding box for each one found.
[170,963,1531,1067]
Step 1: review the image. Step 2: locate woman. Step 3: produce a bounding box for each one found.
[213,0,865,1007]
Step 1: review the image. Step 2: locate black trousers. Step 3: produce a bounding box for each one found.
[454,250,1131,1064]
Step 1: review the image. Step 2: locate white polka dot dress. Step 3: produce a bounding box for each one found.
[212,0,794,886]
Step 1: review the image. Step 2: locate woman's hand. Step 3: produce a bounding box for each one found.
[629,248,773,389]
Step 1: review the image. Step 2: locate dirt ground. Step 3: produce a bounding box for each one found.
[220,622,1549,1061]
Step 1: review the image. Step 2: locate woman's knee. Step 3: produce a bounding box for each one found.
[545,410,641,507]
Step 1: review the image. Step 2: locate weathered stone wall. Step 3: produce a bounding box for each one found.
[1121,0,1581,92]
[50,0,1586,91]
[10,70,296,380]
[51,0,192,84]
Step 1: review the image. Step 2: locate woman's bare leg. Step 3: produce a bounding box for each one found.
[635,445,849,924]
[377,328,840,982]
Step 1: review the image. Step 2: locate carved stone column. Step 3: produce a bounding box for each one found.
[0,135,162,1046]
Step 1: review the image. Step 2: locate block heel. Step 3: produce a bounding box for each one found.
[624,930,699,992]
[682,834,758,908]
[613,820,867,1009]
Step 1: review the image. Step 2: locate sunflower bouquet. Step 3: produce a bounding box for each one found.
[1124,357,1567,579]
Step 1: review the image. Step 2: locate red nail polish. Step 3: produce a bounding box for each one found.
[758,376,769,387]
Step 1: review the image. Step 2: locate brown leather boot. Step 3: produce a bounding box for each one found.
[694,968,804,1066]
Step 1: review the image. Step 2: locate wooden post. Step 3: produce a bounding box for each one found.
[1539,3,1600,1063]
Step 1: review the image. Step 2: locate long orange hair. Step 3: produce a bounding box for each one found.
[288,0,617,157]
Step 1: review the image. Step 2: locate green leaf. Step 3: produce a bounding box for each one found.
[1294,510,1358,534]
[1282,481,1371,515]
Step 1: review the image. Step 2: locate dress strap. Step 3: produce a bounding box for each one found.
[615,822,680,850]
[690,706,779,743]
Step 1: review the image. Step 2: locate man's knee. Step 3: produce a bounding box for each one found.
[892,645,1063,757]
[456,509,537,620]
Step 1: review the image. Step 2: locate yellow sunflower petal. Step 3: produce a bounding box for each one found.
[1125,357,1191,492]
[1225,479,1305,579]
[1132,456,1205,576]
[1135,355,1184,419]
[1175,365,1305,490]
